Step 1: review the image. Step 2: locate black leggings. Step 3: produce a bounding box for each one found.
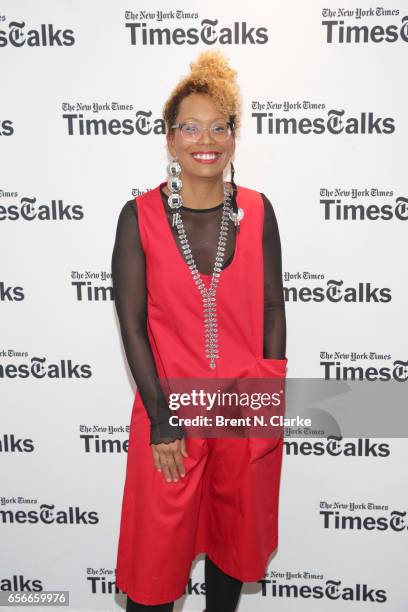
[126,554,243,612]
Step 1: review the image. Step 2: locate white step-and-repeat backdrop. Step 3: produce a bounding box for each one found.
[1,1,406,610]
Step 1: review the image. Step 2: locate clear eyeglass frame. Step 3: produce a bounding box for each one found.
[170,120,233,142]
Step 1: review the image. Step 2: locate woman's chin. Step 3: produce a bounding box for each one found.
[183,160,229,179]
[184,167,222,180]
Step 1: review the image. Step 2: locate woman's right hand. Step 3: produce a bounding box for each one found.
[151,437,188,483]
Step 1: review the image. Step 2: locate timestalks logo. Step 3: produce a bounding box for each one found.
[322,15,408,44]
[63,111,165,136]
[258,578,386,602]
[0,356,92,379]
[0,21,75,47]
[284,280,392,303]
[321,195,408,221]
[72,281,113,301]
[126,19,268,46]
[320,508,407,533]
[252,109,395,134]
[0,575,43,592]
[321,359,408,381]
[88,574,122,595]
[0,434,34,453]
[0,282,24,301]
[0,196,84,221]
[285,436,390,457]
[80,433,129,454]
[0,119,13,135]
[0,504,98,524]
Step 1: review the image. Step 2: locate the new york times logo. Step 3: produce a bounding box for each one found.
[320,189,408,221]
[80,425,130,454]
[131,187,151,197]
[0,20,75,47]
[0,355,92,379]
[252,106,395,134]
[87,569,118,595]
[125,17,268,46]
[0,196,84,221]
[71,271,112,301]
[258,576,386,602]
[0,502,98,524]
[0,119,13,135]
[88,571,204,597]
[320,500,407,535]
[322,9,408,44]
[285,436,390,457]
[320,357,408,381]
[62,109,164,136]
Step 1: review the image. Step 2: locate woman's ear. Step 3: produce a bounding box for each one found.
[167,131,176,159]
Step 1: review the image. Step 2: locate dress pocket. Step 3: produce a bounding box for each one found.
[240,358,288,458]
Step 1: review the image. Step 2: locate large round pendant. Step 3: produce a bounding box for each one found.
[168,176,182,193]
[168,193,183,209]
[167,159,181,177]
[229,207,244,223]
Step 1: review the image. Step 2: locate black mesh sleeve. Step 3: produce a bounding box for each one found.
[111,200,184,446]
[261,194,287,360]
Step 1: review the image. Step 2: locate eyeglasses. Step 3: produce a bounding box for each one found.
[171,121,233,142]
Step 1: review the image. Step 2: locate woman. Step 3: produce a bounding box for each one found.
[112,49,287,612]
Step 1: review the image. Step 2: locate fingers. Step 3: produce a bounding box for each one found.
[152,447,162,473]
[159,447,178,483]
[181,438,189,458]
[152,439,186,483]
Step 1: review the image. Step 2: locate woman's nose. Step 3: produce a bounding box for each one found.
[197,127,215,145]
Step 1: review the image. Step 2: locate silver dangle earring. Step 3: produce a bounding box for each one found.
[166,158,183,227]
[228,161,244,232]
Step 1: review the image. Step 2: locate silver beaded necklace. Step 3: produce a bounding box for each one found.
[170,182,233,369]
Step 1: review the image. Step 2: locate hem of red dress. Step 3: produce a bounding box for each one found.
[116,544,278,605]
[194,544,278,583]
[116,576,186,607]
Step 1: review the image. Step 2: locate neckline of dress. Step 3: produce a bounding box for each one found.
[157,182,240,279]
[160,185,224,213]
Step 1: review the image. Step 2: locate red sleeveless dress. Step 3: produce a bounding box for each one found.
[115,182,288,605]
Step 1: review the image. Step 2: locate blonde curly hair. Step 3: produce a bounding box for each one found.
[163,49,242,133]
